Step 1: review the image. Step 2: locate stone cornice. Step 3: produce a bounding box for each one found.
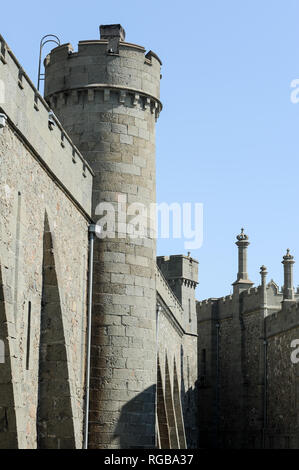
[167,277,199,290]
[46,85,163,120]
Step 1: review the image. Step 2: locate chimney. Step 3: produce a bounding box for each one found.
[282,249,295,301]
[260,265,268,316]
[232,228,254,293]
[100,24,126,41]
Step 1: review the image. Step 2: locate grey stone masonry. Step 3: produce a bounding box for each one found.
[156,262,199,449]
[0,35,93,216]
[0,34,93,449]
[44,25,162,449]
[197,231,299,449]
[282,249,295,303]
[157,255,198,334]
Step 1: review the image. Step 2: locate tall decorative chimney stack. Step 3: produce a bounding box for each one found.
[282,249,295,304]
[260,265,268,317]
[232,228,254,293]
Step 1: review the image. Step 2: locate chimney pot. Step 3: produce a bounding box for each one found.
[100,24,126,42]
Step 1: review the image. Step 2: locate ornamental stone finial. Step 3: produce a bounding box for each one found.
[282,249,294,262]
[236,228,249,242]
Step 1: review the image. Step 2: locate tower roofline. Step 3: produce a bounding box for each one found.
[157,254,199,264]
[46,40,162,65]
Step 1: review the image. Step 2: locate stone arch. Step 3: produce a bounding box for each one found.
[156,356,170,448]
[164,353,179,448]
[173,358,187,449]
[0,262,18,448]
[36,212,75,449]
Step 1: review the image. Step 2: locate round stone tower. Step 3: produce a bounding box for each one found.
[44,24,162,449]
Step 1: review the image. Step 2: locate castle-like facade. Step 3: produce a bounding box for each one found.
[198,231,299,449]
[0,24,299,450]
[0,25,198,449]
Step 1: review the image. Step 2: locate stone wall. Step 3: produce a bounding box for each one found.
[0,28,200,450]
[196,300,215,448]
[0,123,91,449]
[0,35,93,449]
[265,304,299,448]
[0,35,93,215]
[197,297,243,448]
[198,284,299,449]
[242,306,264,448]
[156,266,198,449]
[217,303,244,448]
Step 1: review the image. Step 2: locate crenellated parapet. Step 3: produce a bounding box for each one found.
[219,294,233,302]
[266,301,299,338]
[197,295,234,321]
[157,255,199,287]
[217,295,234,319]
[197,298,219,322]
[241,287,259,304]
[44,38,163,121]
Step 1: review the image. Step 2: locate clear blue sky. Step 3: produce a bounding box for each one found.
[2,0,299,300]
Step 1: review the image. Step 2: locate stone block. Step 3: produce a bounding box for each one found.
[120,134,133,145]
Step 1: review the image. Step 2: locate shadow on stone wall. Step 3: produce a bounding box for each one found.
[157,357,170,447]
[180,345,199,448]
[36,213,75,449]
[113,385,156,449]
[181,380,199,448]
[0,262,18,449]
[164,353,179,448]
[112,350,198,449]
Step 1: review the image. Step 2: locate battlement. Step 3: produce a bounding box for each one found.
[45,39,162,67]
[157,254,199,286]
[44,33,163,116]
[197,296,234,322]
[219,294,233,303]
[0,35,93,216]
[198,277,288,323]
[266,301,299,337]
[197,298,218,322]
[217,295,234,319]
[242,287,259,296]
